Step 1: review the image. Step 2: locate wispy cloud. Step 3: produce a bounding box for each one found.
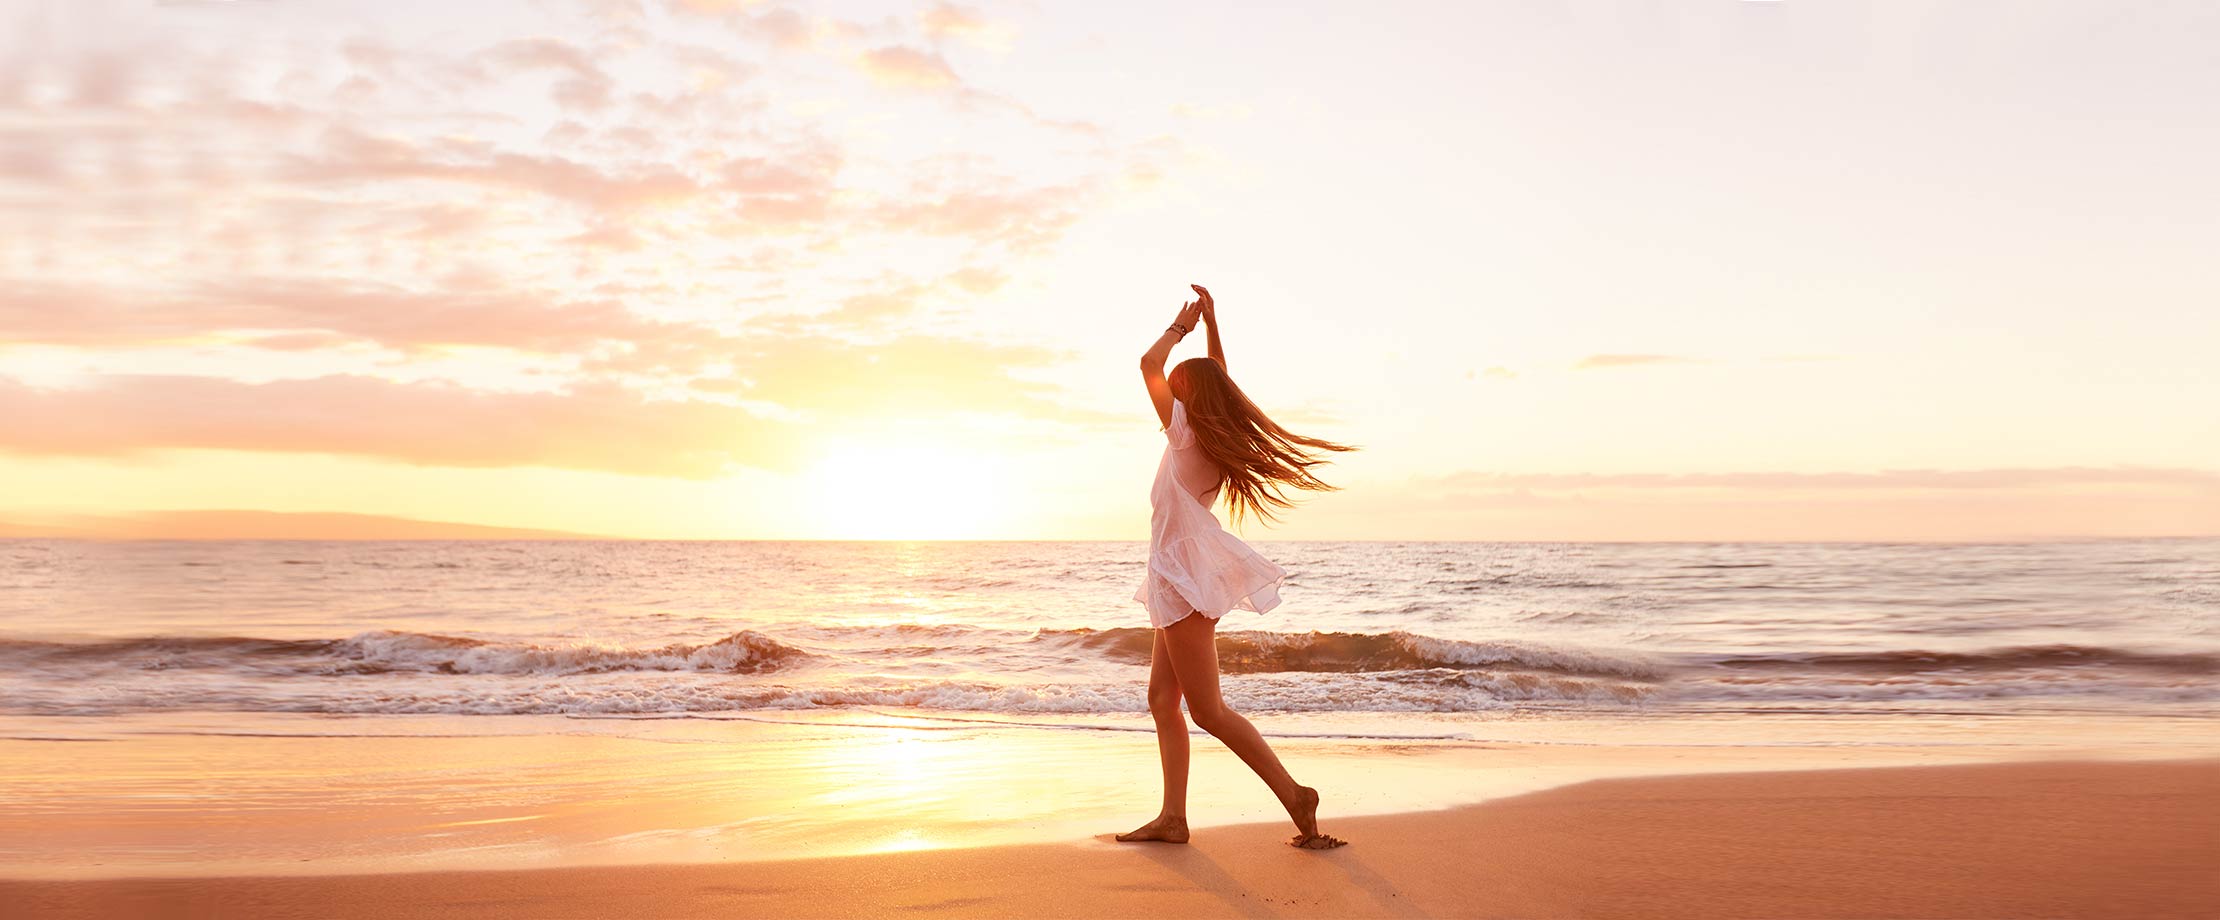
[0,277,688,354]
[0,319,1109,475]
[0,374,799,478]
[1427,467,2220,492]
[921,3,1016,51]
[1296,467,2220,541]
[1573,353,1704,370]
[480,38,619,113]
[856,45,961,89]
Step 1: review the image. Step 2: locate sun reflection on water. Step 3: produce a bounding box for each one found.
[869,828,935,853]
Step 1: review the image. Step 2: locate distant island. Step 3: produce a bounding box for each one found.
[0,510,609,540]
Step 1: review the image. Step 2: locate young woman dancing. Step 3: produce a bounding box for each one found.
[1116,284,1358,851]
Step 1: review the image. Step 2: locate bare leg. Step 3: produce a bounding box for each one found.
[1160,610,1346,848]
[1116,627,1189,843]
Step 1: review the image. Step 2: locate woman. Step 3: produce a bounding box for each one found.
[1115,284,1358,851]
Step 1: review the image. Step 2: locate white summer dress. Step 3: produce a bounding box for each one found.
[1133,399,1288,629]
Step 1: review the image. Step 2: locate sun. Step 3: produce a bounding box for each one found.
[798,434,1013,540]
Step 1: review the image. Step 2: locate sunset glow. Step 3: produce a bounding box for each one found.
[800,437,1014,539]
[2,0,2215,540]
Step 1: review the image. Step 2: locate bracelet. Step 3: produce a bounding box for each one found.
[1167,323,1190,336]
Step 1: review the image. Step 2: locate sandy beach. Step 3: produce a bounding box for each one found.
[9,757,2216,920]
[10,0,2220,915]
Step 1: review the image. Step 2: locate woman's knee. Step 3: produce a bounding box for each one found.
[1147,683,1183,715]
[1187,701,1235,734]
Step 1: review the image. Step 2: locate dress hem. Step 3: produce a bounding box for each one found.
[1156,606,1229,630]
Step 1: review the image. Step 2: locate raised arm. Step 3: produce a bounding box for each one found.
[1141,296,1206,429]
[1193,284,1223,370]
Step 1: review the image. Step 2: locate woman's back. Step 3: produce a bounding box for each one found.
[1167,400,1224,507]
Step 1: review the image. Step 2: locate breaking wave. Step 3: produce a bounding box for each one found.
[1037,627,1665,678]
[0,629,809,676]
[2,627,2212,717]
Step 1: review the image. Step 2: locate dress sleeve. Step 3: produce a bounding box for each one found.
[1166,400,1197,449]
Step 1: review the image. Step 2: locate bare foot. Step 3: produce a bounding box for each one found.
[1289,785,1321,838]
[1285,785,1348,849]
[1114,815,1189,844]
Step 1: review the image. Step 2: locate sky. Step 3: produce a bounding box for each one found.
[1,0,2216,540]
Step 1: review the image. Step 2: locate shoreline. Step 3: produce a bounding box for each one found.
[9,757,2218,919]
[8,709,2208,882]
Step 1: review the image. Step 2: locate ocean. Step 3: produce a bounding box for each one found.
[6,538,2214,730]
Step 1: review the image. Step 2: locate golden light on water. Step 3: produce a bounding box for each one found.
[869,829,937,854]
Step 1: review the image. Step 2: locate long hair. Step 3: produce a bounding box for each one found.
[1168,356,1358,529]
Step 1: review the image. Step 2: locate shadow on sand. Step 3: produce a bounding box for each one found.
[1095,829,1428,919]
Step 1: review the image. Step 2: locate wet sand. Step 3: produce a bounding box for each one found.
[10,758,2216,919]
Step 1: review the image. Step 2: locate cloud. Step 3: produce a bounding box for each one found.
[2,3,1118,288]
[856,45,961,89]
[1425,467,2220,492]
[1293,467,2220,541]
[721,5,820,51]
[920,3,1016,52]
[242,331,361,352]
[278,125,706,213]
[692,333,1108,420]
[0,310,1114,474]
[0,374,802,478]
[0,277,692,354]
[0,0,1176,487]
[868,182,1088,253]
[678,3,1094,137]
[943,266,1008,295]
[1574,354,1704,370]
[481,38,617,113]
[1,510,607,540]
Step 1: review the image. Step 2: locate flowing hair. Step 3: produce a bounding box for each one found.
[1168,356,1358,529]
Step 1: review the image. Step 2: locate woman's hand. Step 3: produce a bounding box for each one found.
[1171,298,1204,333]
[1191,284,1224,369]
